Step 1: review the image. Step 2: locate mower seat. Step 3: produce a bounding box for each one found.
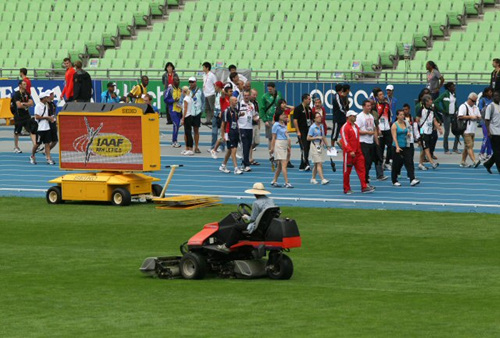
[247,207,281,239]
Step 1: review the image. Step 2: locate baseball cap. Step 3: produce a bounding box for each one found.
[188,76,196,82]
[386,85,394,91]
[39,90,51,99]
[346,110,358,117]
[215,81,224,89]
[107,82,116,87]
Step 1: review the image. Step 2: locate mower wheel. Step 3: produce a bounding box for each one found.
[267,253,294,280]
[180,252,207,279]
[151,184,163,197]
[111,188,131,206]
[46,186,64,204]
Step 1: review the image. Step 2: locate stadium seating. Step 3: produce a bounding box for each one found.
[391,9,500,82]
[0,0,168,78]
[92,0,494,78]
[0,0,497,81]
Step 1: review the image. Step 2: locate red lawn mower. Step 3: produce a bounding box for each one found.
[140,205,301,280]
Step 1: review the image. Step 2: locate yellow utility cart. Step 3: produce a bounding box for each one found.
[46,103,161,206]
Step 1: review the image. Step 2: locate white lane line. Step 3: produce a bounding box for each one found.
[1,189,499,209]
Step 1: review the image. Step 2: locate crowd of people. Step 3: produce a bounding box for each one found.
[9,58,500,193]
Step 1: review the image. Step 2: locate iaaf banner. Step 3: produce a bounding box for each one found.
[275,82,488,118]
[59,115,144,171]
[0,79,102,113]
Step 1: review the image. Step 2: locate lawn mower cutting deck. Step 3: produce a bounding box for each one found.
[140,205,301,280]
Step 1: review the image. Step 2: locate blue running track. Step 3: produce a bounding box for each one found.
[1,153,499,214]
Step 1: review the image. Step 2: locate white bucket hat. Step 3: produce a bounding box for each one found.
[245,182,271,195]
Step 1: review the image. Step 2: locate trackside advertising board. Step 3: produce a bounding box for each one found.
[58,105,160,171]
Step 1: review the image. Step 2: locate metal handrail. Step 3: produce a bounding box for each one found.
[0,67,491,84]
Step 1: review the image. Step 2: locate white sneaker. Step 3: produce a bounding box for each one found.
[459,162,471,168]
[243,166,252,172]
[236,154,242,159]
[393,182,401,187]
[219,165,230,173]
[30,155,36,165]
[321,179,330,185]
[310,178,318,184]
[384,164,392,171]
[432,162,439,169]
[172,142,181,148]
[234,167,243,175]
[418,164,428,171]
[410,179,420,186]
[13,147,22,153]
[180,150,187,155]
[210,149,218,159]
[185,150,194,156]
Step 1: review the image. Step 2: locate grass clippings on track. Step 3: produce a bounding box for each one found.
[1,197,499,337]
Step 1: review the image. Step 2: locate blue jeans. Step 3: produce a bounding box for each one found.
[169,110,182,143]
[211,115,224,150]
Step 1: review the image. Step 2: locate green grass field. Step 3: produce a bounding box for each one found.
[1,197,499,337]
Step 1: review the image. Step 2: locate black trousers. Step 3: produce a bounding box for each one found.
[484,135,500,172]
[298,129,311,169]
[361,142,382,183]
[391,146,415,183]
[240,128,253,167]
[184,116,194,148]
[226,222,248,247]
[379,130,393,162]
[430,129,438,156]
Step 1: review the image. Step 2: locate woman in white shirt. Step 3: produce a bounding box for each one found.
[181,86,194,155]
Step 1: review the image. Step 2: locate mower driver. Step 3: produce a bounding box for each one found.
[217,182,276,252]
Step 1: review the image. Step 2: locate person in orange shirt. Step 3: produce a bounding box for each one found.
[60,58,76,102]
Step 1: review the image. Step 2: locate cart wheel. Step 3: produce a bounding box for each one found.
[267,252,294,280]
[180,252,207,280]
[46,186,64,204]
[111,188,131,206]
[151,184,163,197]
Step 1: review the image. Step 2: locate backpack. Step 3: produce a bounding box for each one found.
[451,104,468,136]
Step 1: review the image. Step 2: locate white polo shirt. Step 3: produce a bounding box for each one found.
[485,102,500,135]
[419,108,434,135]
[202,71,217,97]
[238,100,256,130]
[35,103,50,131]
[355,111,375,144]
[458,102,480,134]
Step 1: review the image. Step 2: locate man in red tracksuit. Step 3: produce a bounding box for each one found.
[60,57,76,102]
[341,111,375,194]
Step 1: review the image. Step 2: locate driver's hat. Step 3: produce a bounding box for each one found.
[245,182,271,195]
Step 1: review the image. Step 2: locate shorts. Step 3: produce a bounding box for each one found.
[192,114,201,128]
[310,143,325,163]
[36,130,52,145]
[265,124,272,140]
[14,119,31,135]
[50,123,58,142]
[420,134,432,150]
[226,133,239,149]
[464,133,475,150]
[252,125,260,147]
[274,139,289,160]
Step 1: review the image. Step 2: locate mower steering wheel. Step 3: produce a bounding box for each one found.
[237,203,252,216]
